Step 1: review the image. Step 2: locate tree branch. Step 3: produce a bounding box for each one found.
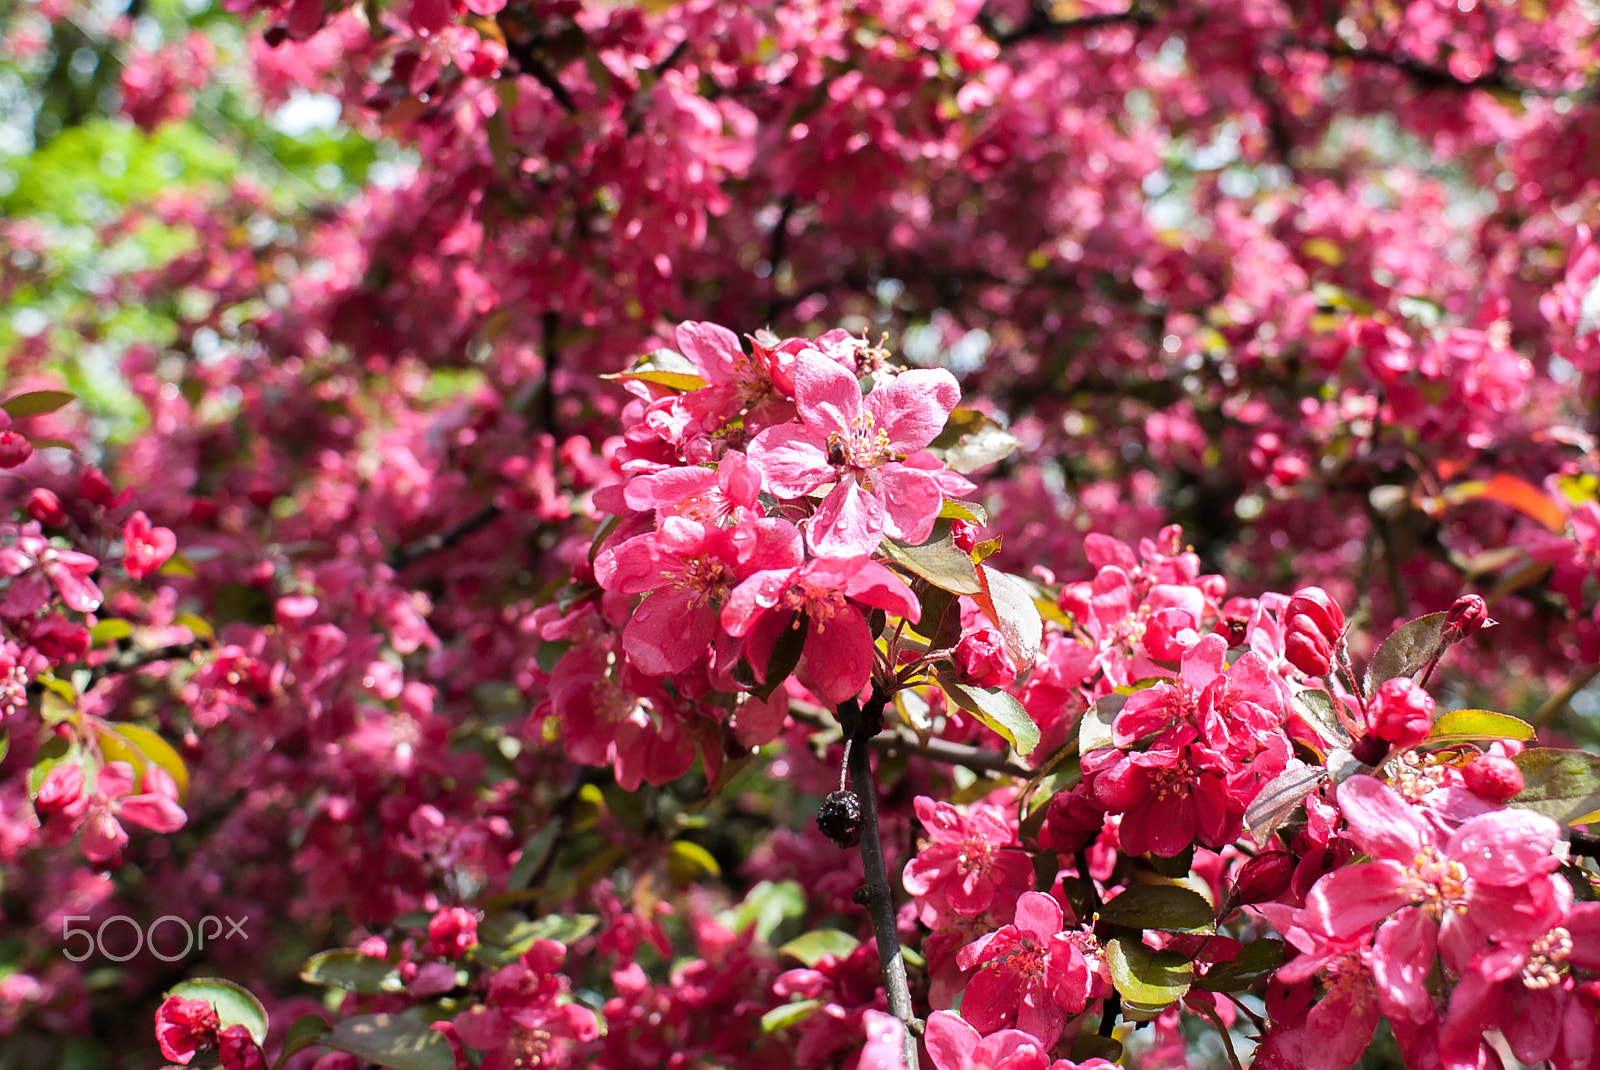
[980,0,1159,46]
[84,640,211,688]
[387,501,505,570]
[840,693,920,1069]
[789,700,1030,779]
[1531,665,1600,730]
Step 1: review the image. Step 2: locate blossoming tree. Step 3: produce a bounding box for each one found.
[2,0,1600,1068]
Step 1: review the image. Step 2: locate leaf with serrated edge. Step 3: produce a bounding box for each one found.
[1196,939,1286,992]
[1245,763,1326,846]
[881,523,982,596]
[1106,937,1191,1008]
[974,565,1042,667]
[938,673,1039,756]
[1511,749,1600,825]
[321,1014,453,1070]
[1079,693,1124,754]
[1292,689,1351,747]
[1426,708,1534,745]
[1365,612,1445,693]
[167,979,269,1046]
[1097,884,1215,934]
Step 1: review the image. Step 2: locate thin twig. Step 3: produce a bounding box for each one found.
[387,502,504,569]
[1531,665,1600,730]
[841,694,920,1069]
[789,700,1029,779]
[84,640,210,687]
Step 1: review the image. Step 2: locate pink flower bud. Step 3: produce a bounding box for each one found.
[26,488,66,526]
[35,763,89,836]
[427,906,478,959]
[79,467,115,506]
[1368,677,1434,749]
[1230,851,1295,907]
[951,519,979,554]
[1283,586,1346,677]
[0,430,33,469]
[953,626,1011,687]
[217,1024,267,1070]
[1044,785,1106,855]
[1144,606,1201,660]
[1462,754,1524,801]
[1442,594,1492,643]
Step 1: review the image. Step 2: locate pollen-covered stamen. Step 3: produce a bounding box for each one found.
[1151,758,1196,803]
[1405,846,1469,916]
[674,556,735,607]
[1521,926,1573,990]
[1002,939,1047,981]
[1392,750,1449,802]
[826,412,893,469]
[1322,951,1376,1013]
[782,582,846,631]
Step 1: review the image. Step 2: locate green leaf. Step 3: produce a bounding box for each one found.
[974,565,1042,667]
[1365,612,1445,693]
[274,1014,332,1069]
[167,978,268,1046]
[160,555,199,578]
[299,950,402,994]
[1425,708,1535,745]
[320,1014,454,1070]
[176,612,215,641]
[476,912,597,956]
[761,999,820,1033]
[1511,749,1600,825]
[1070,1035,1124,1063]
[938,499,989,525]
[778,929,860,967]
[669,840,721,881]
[1106,937,1192,1011]
[1292,689,1352,747]
[724,880,806,943]
[930,408,1020,474]
[1245,763,1326,846]
[1196,938,1286,992]
[937,674,1039,756]
[1078,693,1124,754]
[600,349,707,392]
[880,522,982,596]
[90,619,132,645]
[1097,884,1215,934]
[1,390,76,418]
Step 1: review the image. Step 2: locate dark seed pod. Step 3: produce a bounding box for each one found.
[817,790,864,848]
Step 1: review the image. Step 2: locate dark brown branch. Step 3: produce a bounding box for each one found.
[1287,38,1578,98]
[790,700,1029,779]
[387,502,504,570]
[980,0,1159,46]
[840,694,920,1068]
[85,640,210,687]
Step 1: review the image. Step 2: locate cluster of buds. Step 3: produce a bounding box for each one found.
[1283,586,1345,677]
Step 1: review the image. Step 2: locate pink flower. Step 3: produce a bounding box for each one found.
[0,522,102,615]
[80,761,188,866]
[428,906,478,958]
[1293,776,1570,1027]
[122,511,177,579]
[955,891,1110,1048]
[596,515,801,675]
[924,1010,1118,1070]
[217,1025,267,1070]
[721,556,918,705]
[155,995,220,1064]
[903,796,1033,927]
[747,351,964,556]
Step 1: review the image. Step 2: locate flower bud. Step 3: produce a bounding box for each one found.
[0,430,33,469]
[951,519,980,554]
[1368,677,1434,749]
[26,488,66,526]
[78,467,115,506]
[953,626,1011,687]
[1283,586,1345,677]
[1230,851,1295,907]
[1044,785,1106,855]
[1442,594,1492,644]
[817,790,864,848]
[1462,754,1524,801]
[427,907,478,959]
